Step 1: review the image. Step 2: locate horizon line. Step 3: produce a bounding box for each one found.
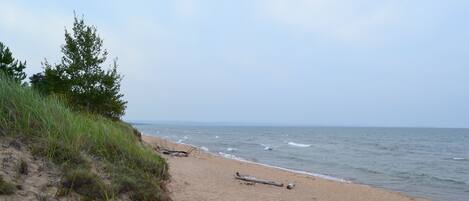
[125,119,469,129]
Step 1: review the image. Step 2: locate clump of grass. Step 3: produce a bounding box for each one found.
[111,165,169,201]
[17,159,28,175]
[0,75,169,200]
[61,168,110,200]
[0,175,15,195]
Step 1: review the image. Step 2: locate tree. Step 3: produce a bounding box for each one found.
[0,42,27,83]
[30,15,127,119]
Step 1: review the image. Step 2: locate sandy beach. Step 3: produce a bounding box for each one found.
[142,135,429,201]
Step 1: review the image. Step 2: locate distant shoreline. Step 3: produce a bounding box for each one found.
[143,134,430,201]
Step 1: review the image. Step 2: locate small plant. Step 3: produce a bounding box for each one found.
[17,159,29,175]
[36,193,51,201]
[0,175,15,195]
[61,168,110,199]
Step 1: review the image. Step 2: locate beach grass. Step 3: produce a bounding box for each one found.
[0,75,170,200]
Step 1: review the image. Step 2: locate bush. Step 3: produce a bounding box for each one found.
[0,42,27,84]
[17,159,29,175]
[0,175,15,195]
[61,168,110,200]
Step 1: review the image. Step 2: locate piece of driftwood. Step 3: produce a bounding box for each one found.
[155,146,196,157]
[161,149,189,157]
[235,172,284,187]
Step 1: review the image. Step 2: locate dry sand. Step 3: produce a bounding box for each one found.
[143,135,429,201]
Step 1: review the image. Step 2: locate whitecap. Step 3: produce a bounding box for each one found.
[260,144,273,151]
[215,136,219,139]
[226,147,237,152]
[200,146,209,152]
[288,142,311,147]
[218,152,244,160]
[453,157,465,161]
[217,153,347,183]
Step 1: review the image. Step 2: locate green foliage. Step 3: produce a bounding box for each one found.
[17,159,29,175]
[30,15,127,120]
[61,168,110,200]
[0,75,169,200]
[0,42,27,84]
[0,175,15,195]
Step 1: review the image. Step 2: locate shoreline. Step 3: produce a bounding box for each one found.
[143,134,430,201]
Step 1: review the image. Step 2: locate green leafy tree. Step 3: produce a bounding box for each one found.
[0,42,27,83]
[30,15,127,119]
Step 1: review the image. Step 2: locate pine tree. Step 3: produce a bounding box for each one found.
[0,42,27,83]
[30,15,127,119]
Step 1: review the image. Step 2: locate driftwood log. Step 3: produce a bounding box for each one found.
[155,146,195,157]
[235,172,284,187]
[161,149,189,157]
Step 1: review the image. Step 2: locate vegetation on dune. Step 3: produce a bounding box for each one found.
[30,15,127,120]
[0,75,170,200]
[0,12,169,200]
[0,175,16,195]
[0,42,27,84]
[0,16,167,198]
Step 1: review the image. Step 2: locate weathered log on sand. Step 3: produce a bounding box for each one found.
[161,149,189,157]
[235,172,284,187]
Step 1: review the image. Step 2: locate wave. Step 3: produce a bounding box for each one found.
[218,152,352,183]
[288,142,311,147]
[395,171,466,185]
[144,133,349,184]
[226,147,237,152]
[260,144,273,151]
[452,157,466,161]
[176,136,189,143]
[216,152,348,183]
[218,152,245,161]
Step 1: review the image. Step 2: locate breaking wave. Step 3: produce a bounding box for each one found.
[288,142,311,147]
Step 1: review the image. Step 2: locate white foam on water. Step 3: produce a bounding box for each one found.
[453,157,465,161]
[226,147,237,152]
[288,142,311,147]
[146,134,349,184]
[218,152,245,161]
[260,144,273,151]
[215,136,219,139]
[216,151,349,183]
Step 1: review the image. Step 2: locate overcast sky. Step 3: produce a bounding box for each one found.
[1,0,469,128]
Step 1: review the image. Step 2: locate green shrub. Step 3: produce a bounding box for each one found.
[61,168,110,200]
[0,42,27,84]
[0,176,15,195]
[17,159,28,175]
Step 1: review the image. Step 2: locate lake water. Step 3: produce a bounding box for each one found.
[135,124,469,201]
